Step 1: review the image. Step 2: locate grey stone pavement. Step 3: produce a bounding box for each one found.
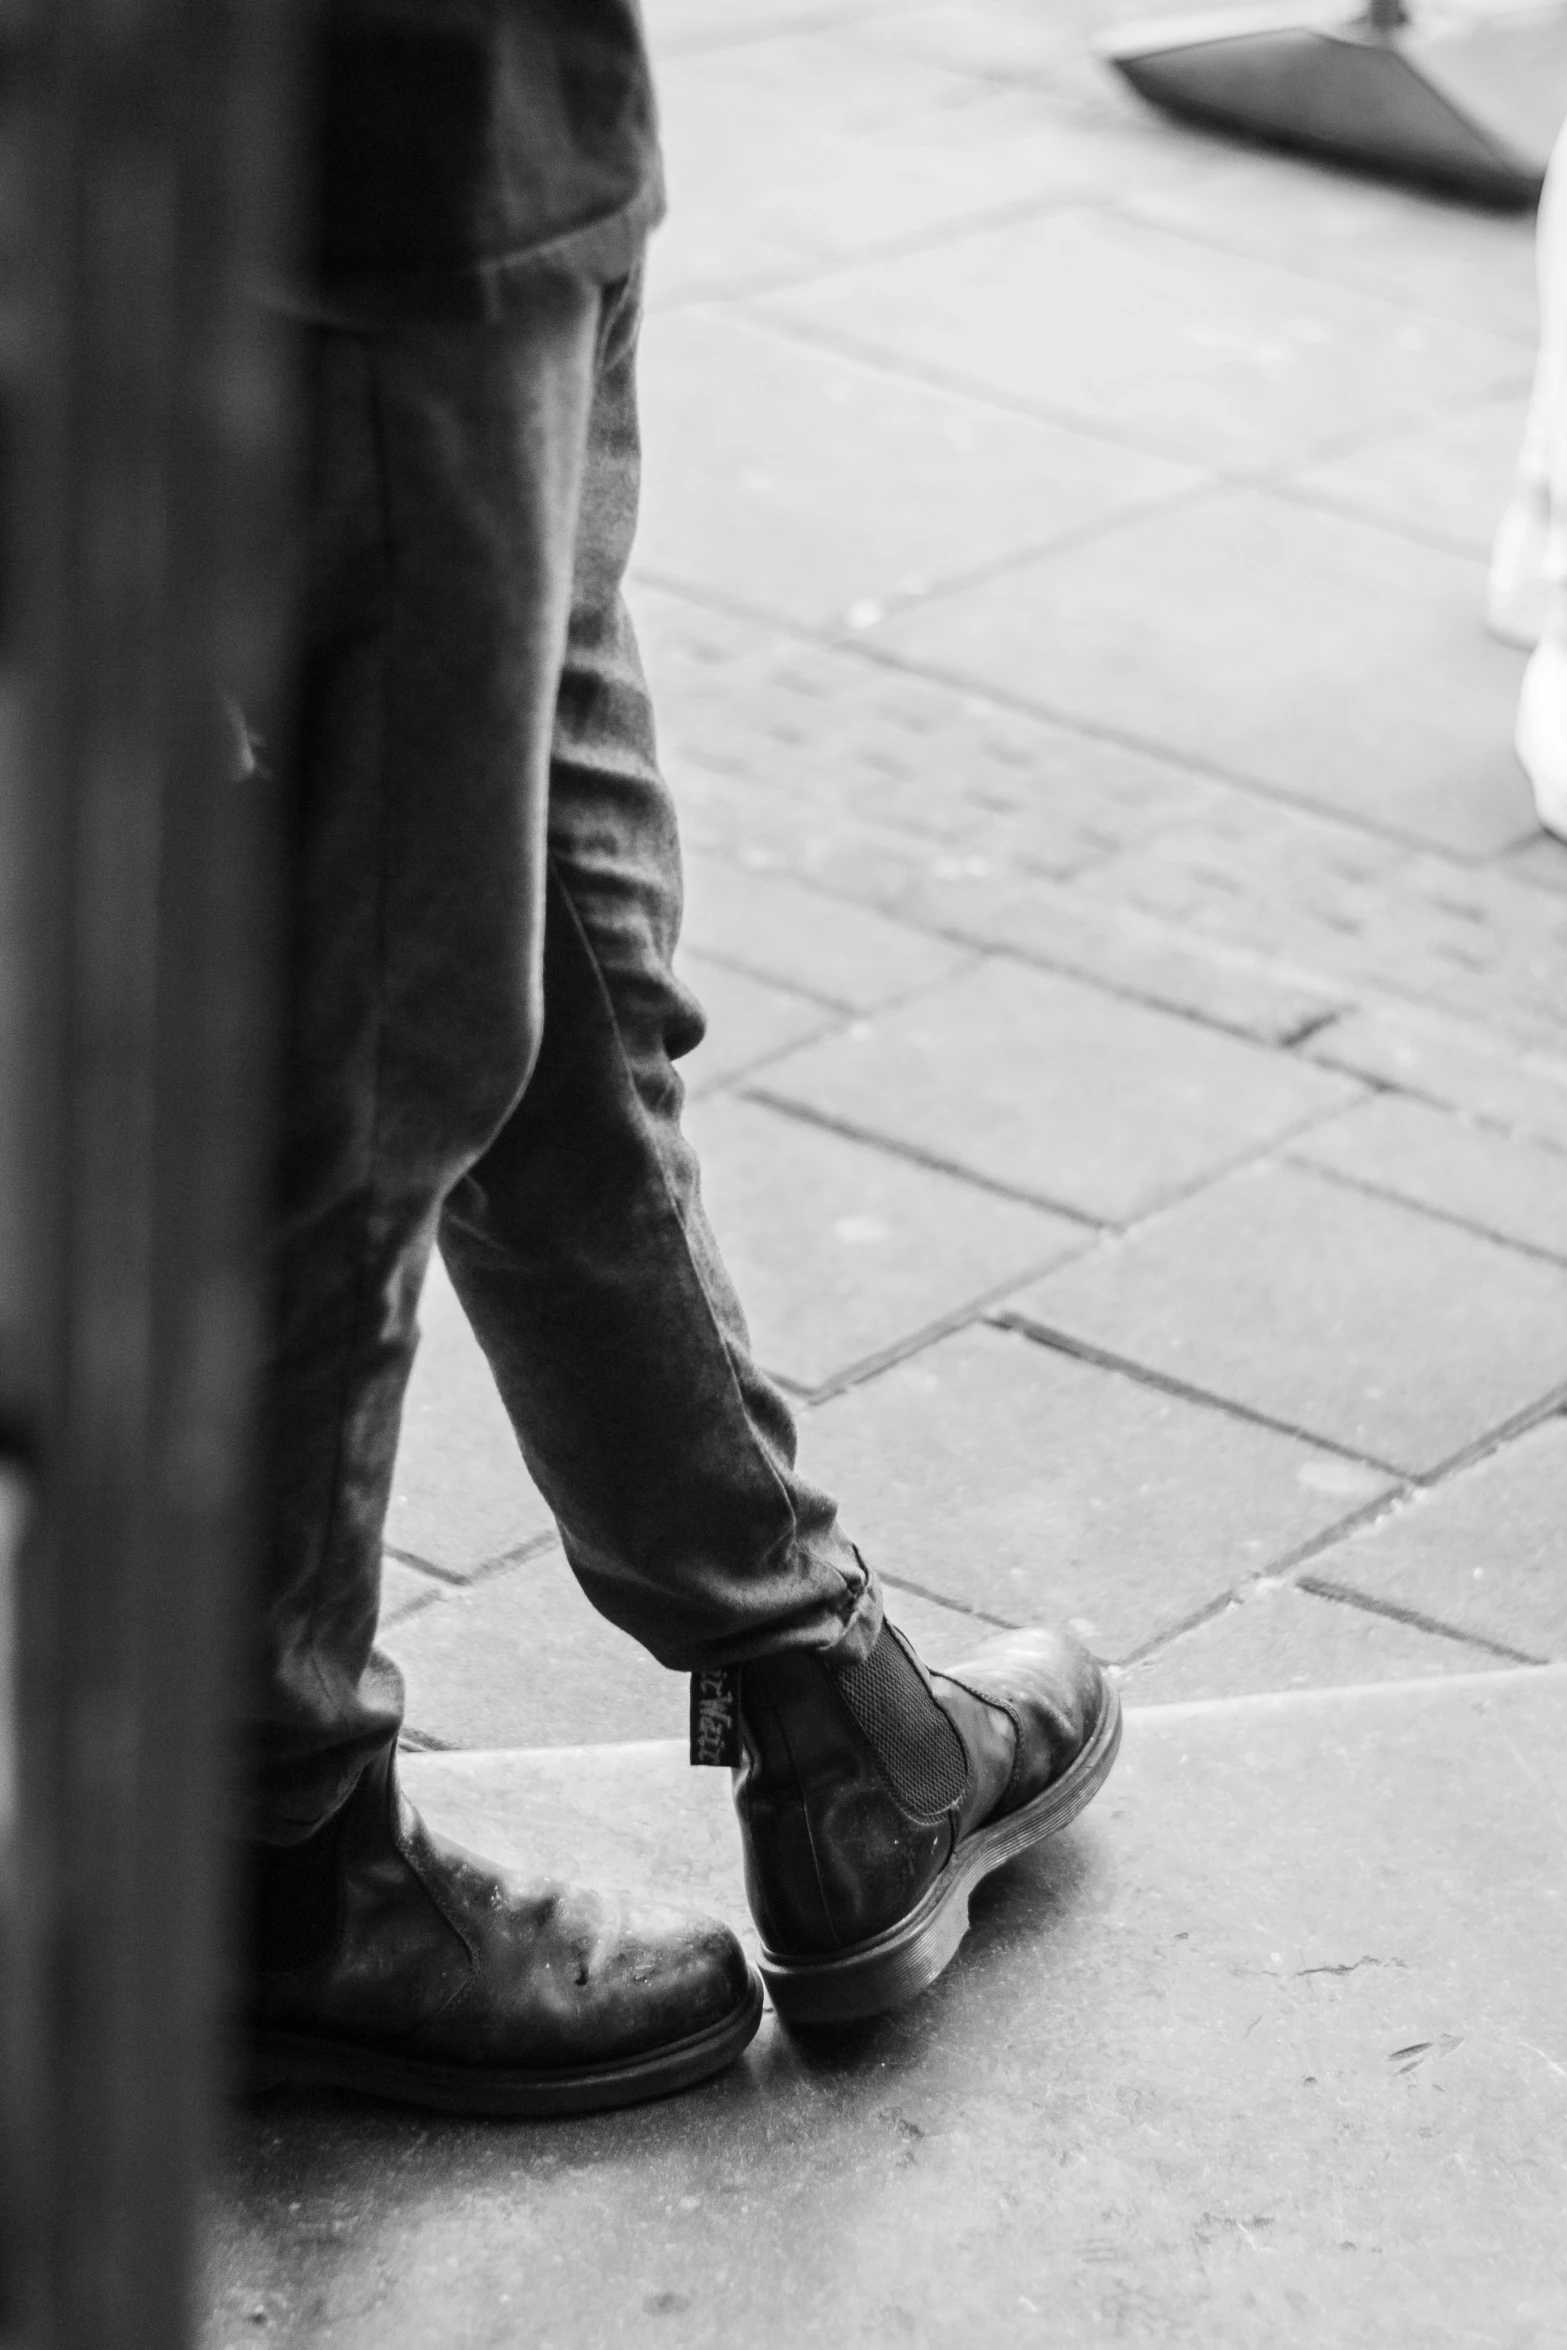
[210,2,1567,2343]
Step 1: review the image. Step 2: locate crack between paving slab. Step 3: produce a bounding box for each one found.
[1292,1576,1549,1666]
[877,1573,1020,1634]
[654,180,1139,319]
[1090,185,1542,359]
[1404,1380,1567,1493]
[786,1247,1106,1407]
[817,475,1216,632]
[990,1310,1408,1474]
[738,1082,1110,1223]
[905,897,1349,1051]
[397,1727,456,1754]
[1281,1150,1567,1272]
[1295,1042,1567,1168]
[1117,1395,1567,1679]
[686,831,1354,1050]
[684,814,1567,1088]
[384,1528,563,1594]
[686,936,984,1021]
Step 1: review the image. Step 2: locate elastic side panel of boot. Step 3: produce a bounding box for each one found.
[831,1626,969,1822]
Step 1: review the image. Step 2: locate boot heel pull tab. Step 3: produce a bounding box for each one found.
[690,1666,741,1766]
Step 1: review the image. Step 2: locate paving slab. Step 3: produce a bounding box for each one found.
[680,848,973,1011]
[379,1556,444,1631]
[895,862,1346,1043]
[1008,1159,1567,1474]
[1291,393,1528,562]
[637,309,1195,632]
[655,52,1215,301]
[386,1253,555,1578]
[1124,150,1539,344]
[1289,1091,1567,1263]
[628,576,1247,883]
[383,1547,983,1753]
[674,950,837,1095]
[383,1544,689,1752]
[801,1321,1394,1656]
[753,956,1362,1223]
[1121,1578,1500,1704]
[760,206,1528,473]
[1301,1417,1567,1663]
[871,487,1536,859]
[1071,801,1567,1045]
[210,1667,1567,2350]
[1305,1000,1567,1153]
[684,1092,1084,1390]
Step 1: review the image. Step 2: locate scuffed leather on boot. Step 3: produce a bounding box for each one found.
[734,1619,1106,1962]
[733,1635,961,1957]
[934,1624,1106,1825]
[246,1747,757,2097]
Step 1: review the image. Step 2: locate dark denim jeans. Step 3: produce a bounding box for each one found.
[254,266,880,1839]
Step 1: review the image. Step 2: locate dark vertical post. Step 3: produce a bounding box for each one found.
[2,3,299,2344]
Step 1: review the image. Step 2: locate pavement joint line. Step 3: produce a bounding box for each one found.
[989,1309,1410,1475]
[1100,190,1542,356]
[1301,1035,1567,1160]
[1268,475,1517,572]
[1399,1378,1567,1496]
[924,912,1352,1042]
[380,1584,445,1631]
[724,306,1252,473]
[1112,1483,1426,1673]
[1292,1575,1551,1667]
[381,1542,469,1590]
[685,1015,848,1103]
[801,474,1215,638]
[731,299,1533,519]
[384,1528,563,1599]
[791,1250,1109,1409]
[737,1080,1113,1225]
[678,754,1564,1054]
[1280,1148,1567,1271]
[396,1726,456,1755]
[664,185,1128,318]
[682,834,1359,1052]
[1272,372,1535,473]
[635,565,1522,867]
[685,936,984,1020]
[1111,1584,1256,1675]
[876,1572,1019,1634]
[400,1662,1567,1767]
[460,1529,564,1588]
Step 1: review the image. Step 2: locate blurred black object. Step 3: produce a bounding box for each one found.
[0,3,300,2345]
[1102,0,1567,206]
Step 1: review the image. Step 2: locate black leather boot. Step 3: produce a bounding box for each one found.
[730,1618,1119,2023]
[244,1746,763,2115]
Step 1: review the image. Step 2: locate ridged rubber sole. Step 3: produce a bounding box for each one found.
[245,1965,765,2118]
[760,1675,1123,2026]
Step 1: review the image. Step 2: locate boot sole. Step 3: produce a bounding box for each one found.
[759,1673,1122,2026]
[244,1965,765,2118]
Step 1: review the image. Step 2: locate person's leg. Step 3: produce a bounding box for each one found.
[244,283,760,2112]
[437,272,1120,2024]
[438,272,877,1676]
